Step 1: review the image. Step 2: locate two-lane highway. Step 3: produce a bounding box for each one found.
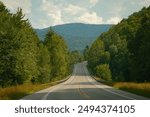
[22,62,148,100]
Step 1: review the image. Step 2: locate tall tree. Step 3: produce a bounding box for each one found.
[44,30,69,80]
[87,6,150,82]
[37,43,51,83]
[0,2,39,86]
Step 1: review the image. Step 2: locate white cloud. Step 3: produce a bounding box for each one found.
[107,17,121,24]
[1,0,31,14]
[90,0,98,4]
[41,0,63,26]
[47,10,62,25]
[42,0,46,4]
[90,0,98,5]
[64,4,86,15]
[78,12,103,24]
[89,0,98,7]
[1,0,149,28]
[140,0,150,7]
[41,1,102,27]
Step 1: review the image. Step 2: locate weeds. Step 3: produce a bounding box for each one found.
[0,83,56,100]
[114,82,150,98]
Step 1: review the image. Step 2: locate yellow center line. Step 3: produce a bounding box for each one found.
[77,85,91,100]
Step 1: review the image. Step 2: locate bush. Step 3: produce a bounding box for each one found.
[95,64,112,81]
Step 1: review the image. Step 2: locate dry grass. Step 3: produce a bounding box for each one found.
[114,82,150,98]
[0,82,57,100]
[0,76,69,100]
[94,77,150,98]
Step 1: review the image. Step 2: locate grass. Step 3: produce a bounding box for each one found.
[87,67,150,98]
[94,76,150,98]
[0,75,70,100]
[0,81,61,100]
[113,82,150,98]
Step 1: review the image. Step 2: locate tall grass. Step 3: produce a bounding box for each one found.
[0,76,69,100]
[114,82,150,98]
[94,76,150,98]
[0,83,57,100]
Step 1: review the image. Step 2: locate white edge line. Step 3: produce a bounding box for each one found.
[83,63,136,100]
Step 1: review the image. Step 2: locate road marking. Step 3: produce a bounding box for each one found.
[88,77,137,100]
[41,84,61,100]
[77,86,91,100]
[76,64,91,100]
[82,63,137,100]
[41,65,77,100]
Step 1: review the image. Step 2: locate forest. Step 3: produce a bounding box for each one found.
[0,2,82,88]
[0,1,150,90]
[86,6,150,82]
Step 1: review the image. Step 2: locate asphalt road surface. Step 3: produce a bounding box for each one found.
[22,62,148,100]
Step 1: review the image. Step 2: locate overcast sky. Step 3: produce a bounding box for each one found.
[1,0,150,29]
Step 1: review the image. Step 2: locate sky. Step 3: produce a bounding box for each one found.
[1,0,150,29]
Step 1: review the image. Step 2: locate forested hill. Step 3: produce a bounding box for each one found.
[36,23,112,51]
[86,6,150,82]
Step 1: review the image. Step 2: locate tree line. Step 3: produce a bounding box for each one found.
[86,6,150,82]
[0,2,79,87]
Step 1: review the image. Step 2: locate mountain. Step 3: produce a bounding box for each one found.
[35,23,113,51]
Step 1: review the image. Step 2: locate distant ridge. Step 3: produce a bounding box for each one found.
[35,23,113,51]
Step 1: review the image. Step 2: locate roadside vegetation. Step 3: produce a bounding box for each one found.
[0,2,84,99]
[85,6,150,82]
[85,6,150,98]
[94,77,150,98]
[114,82,150,98]
[0,81,62,100]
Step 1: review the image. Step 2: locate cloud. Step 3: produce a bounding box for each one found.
[64,4,86,15]
[107,17,121,24]
[41,0,63,26]
[1,0,32,14]
[42,0,46,4]
[2,0,148,28]
[90,0,98,5]
[78,12,103,24]
[41,0,102,27]
[140,0,150,7]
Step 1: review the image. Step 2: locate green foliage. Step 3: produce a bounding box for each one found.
[95,64,112,81]
[44,29,70,80]
[0,2,71,87]
[88,39,105,69]
[87,6,150,82]
[36,23,112,51]
[69,50,84,65]
[87,38,112,81]
[99,51,110,64]
[83,45,89,60]
[130,10,150,82]
[37,43,51,83]
[0,3,39,87]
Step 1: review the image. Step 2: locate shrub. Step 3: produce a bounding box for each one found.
[95,64,112,81]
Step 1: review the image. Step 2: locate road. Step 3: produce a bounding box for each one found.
[22,62,148,100]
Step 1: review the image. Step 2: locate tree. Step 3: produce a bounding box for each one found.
[95,64,112,81]
[69,50,83,65]
[44,29,69,80]
[37,43,51,83]
[0,3,39,86]
[130,11,150,82]
[87,6,150,82]
[83,45,89,60]
[88,39,105,71]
